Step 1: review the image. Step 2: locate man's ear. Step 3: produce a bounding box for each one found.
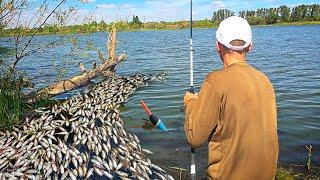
[216,42,221,53]
[247,42,253,52]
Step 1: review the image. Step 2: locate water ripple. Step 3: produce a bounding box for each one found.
[1,25,319,164]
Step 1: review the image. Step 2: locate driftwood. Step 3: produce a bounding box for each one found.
[26,27,126,103]
[108,27,117,62]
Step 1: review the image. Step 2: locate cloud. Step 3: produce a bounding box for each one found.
[97,3,116,10]
[74,0,228,23]
[121,3,135,9]
[79,0,95,3]
[71,0,314,24]
[141,0,190,21]
[211,0,225,9]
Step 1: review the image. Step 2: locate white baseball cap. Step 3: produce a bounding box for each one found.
[216,16,252,51]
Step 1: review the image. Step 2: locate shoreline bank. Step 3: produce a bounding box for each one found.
[0,74,173,179]
[1,21,320,38]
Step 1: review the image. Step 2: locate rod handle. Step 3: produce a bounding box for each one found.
[190,86,195,94]
[140,100,152,116]
[190,147,196,179]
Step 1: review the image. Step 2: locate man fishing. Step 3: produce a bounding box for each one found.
[184,16,279,180]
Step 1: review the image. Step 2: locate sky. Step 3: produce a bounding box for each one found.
[70,0,319,23]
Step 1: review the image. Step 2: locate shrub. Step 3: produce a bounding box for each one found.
[0,71,26,131]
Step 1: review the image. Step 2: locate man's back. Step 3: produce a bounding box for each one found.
[205,62,279,180]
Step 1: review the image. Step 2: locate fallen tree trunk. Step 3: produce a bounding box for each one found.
[26,27,126,103]
[26,54,127,103]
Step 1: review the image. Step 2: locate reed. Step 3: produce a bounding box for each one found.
[0,71,25,131]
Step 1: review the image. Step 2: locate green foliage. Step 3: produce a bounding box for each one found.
[32,98,59,110]
[132,15,142,25]
[276,168,294,180]
[109,21,131,31]
[239,4,320,25]
[0,67,60,131]
[310,4,320,20]
[266,10,279,24]
[279,5,291,22]
[0,20,111,36]
[0,71,26,131]
[1,3,319,37]
[129,15,143,29]
[212,9,235,23]
[194,19,214,28]
[0,43,58,131]
[276,164,320,180]
[247,16,265,25]
[0,46,14,57]
[0,38,32,132]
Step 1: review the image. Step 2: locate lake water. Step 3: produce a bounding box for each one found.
[1,25,320,178]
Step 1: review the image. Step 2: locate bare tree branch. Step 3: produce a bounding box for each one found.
[108,26,117,64]
[26,0,48,29]
[0,0,27,27]
[11,0,66,71]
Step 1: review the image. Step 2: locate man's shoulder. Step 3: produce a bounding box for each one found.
[250,66,273,84]
[205,69,225,83]
[205,65,273,87]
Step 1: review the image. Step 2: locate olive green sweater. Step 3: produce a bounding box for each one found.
[184,62,279,180]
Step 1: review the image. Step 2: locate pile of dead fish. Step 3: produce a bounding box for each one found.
[0,73,173,179]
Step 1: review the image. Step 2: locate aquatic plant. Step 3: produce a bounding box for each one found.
[306,145,312,170]
[0,71,25,131]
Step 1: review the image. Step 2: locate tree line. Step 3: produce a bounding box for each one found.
[212,4,320,25]
[2,4,320,37]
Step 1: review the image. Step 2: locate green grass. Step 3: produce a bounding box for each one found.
[1,20,319,37]
[0,47,15,56]
[0,72,25,131]
[274,20,320,26]
[276,163,320,180]
[276,168,295,180]
[32,98,60,109]
[0,70,60,131]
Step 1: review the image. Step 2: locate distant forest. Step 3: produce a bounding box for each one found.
[2,4,320,36]
[213,4,320,25]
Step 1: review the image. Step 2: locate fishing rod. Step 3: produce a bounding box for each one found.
[189,0,196,180]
